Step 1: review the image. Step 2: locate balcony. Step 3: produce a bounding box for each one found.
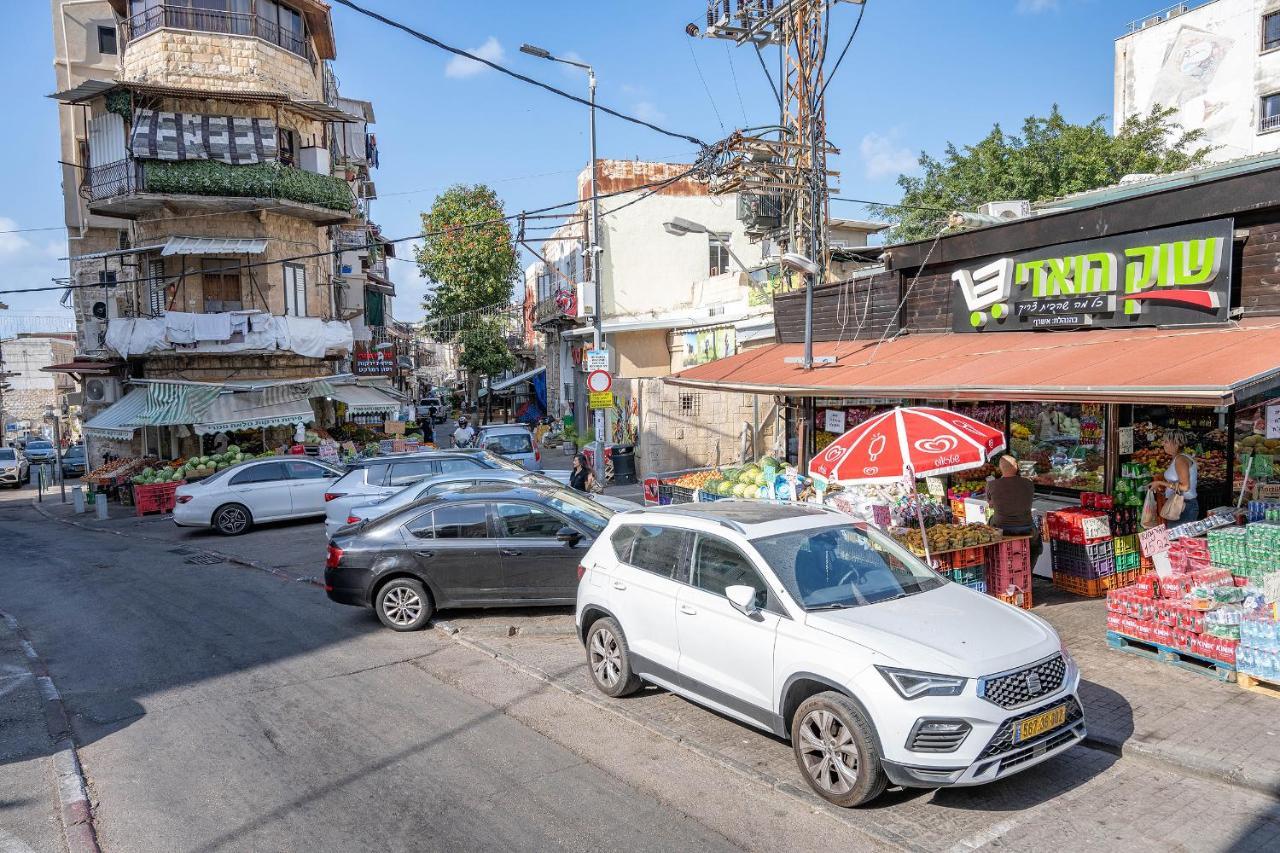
[122,4,314,65]
[82,158,354,224]
[533,289,578,330]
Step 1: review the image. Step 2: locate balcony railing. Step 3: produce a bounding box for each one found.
[533,289,577,327]
[1262,113,1280,133]
[81,158,354,212]
[123,5,314,65]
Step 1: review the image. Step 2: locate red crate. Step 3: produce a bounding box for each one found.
[133,480,185,517]
[1046,508,1112,544]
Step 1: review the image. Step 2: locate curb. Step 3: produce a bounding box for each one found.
[430,620,925,853]
[1081,731,1279,798]
[2,612,100,853]
[29,500,324,588]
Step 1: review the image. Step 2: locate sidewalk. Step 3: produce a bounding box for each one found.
[1036,581,1280,794]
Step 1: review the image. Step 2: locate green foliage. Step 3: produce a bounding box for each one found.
[105,90,132,120]
[142,160,353,211]
[458,318,516,379]
[415,184,520,336]
[869,105,1214,244]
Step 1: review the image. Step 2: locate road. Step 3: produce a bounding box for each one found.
[2,476,1279,852]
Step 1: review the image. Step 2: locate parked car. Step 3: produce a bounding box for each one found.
[60,444,87,478]
[0,447,30,488]
[476,423,541,471]
[326,482,611,631]
[417,396,446,424]
[173,458,344,535]
[321,449,533,531]
[328,468,639,537]
[575,501,1084,808]
[23,440,57,465]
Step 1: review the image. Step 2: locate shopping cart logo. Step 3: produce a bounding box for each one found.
[952,258,1014,329]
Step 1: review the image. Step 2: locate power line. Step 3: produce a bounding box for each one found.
[815,0,869,105]
[685,39,726,134]
[724,42,750,126]
[832,197,950,214]
[329,0,707,148]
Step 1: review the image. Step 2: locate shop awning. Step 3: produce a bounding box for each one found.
[161,236,269,256]
[489,366,546,393]
[665,319,1280,406]
[82,389,149,440]
[329,383,401,415]
[193,392,315,436]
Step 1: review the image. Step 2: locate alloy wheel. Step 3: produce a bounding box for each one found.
[382,587,422,627]
[218,507,248,534]
[797,708,859,795]
[589,628,622,688]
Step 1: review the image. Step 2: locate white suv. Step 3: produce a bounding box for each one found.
[575,502,1084,807]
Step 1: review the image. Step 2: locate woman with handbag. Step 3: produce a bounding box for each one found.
[1152,429,1199,524]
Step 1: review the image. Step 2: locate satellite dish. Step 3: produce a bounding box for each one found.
[91,301,108,319]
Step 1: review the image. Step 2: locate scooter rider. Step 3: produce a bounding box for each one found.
[452,416,476,448]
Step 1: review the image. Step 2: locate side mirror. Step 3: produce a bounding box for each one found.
[726,585,761,617]
[557,526,583,547]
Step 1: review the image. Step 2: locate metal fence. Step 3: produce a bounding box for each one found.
[123,5,313,64]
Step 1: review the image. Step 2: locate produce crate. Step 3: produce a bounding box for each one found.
[1052,571,1127,598]
[1112,534,1139,556]
[987,539,1032,596]
[1045,508,1112,544]
[1114,551,1141,572]
[995,586,1033,609]
[133,480,185,517]
[1050,539,1115,578]
[949,546,986,568]
[656,483,696,505]
[943,566,985,586]
[963,579,987,595]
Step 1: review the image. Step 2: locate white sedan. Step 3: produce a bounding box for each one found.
[174,458,344,535]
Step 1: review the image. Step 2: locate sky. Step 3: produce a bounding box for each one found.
[0,0,1184,322]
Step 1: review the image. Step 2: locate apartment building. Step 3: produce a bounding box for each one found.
[0,334,77,439]
[49,0,402,460]
[1115,0,1280,161]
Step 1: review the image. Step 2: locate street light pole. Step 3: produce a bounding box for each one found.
[520,43,605,481]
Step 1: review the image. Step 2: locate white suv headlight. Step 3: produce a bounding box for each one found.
[876,666,967,699]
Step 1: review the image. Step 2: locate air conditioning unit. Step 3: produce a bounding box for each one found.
[84,377,122,405]
[299,145,331,176]
[358,181,378,200]
[978,200,1031,220]
[575,279,596,319]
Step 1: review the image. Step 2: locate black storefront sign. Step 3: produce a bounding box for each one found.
[950,219,1233,332]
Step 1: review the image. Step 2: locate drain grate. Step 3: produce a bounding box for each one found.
[185,553,224,565]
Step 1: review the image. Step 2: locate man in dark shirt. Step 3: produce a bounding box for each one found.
[986,454,1041,566]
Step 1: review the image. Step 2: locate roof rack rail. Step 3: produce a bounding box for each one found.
[635,505,747,534]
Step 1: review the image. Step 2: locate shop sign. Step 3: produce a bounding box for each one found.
[589,391,614,410]
[354,349,395,375]
[823,409,846,433]
[1139,525,1170,558]
[585,348,610,372]
[1118,426,1134,455]
[925,476,946,498]
[1267,404,1280,440]
[951,219,1232,332]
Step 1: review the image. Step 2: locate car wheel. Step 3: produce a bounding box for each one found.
[374,578,432,631]
[585,617,642,697]
[791,691,888,808]
[212,503,253,536]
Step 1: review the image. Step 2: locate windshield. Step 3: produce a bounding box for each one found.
[484,452,526,472]
[483,432,533,455]
[64,446,84,458]
[0,449,14,461]
[752,524,946,610]
[541,488,612,534]
[27,441,52,450]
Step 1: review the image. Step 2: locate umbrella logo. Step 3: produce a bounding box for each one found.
[867,433,887,461]
[914,435,959,454]
[863,466,879,476]
[822,446,843,463]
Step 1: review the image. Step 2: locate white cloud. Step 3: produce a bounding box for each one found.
[859,132,918,180]
[631,101,667,124]
[445,37,504,79]
[1016,0,1058,13]
[0,217,32,257]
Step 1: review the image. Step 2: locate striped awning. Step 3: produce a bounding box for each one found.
[329,383,401,414]
[82,389,149,440]
[140,382,222,426]
[193,392,315,436]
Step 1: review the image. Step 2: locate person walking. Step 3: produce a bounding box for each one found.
[570,452,598,494]
[1152,429,1199,524]
[986,453,1042,567]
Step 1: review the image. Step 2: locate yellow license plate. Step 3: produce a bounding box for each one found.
[1013,704,1067,743]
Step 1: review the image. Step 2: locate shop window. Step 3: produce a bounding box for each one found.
[1236,401,1280,500]
[1265,12,1280,51]
[97,26,117,55]
[1121,406,1228,509]
[1009,403,1105,493]
[1261,93,1280,134]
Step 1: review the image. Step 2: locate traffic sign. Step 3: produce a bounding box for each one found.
[586,369,612,394]
[589,391,614,410]
[585,349,609,372]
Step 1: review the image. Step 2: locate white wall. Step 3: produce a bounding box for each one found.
[2,338,74,391]
[1115,0,1280,161]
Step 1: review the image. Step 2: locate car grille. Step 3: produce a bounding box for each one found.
[979,696,1084,760]
[978,654,1066,709]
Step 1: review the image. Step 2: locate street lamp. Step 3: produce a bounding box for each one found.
[521,41,606,481]
[662,217,753,274]
[42,405,66,503]
[779,252,833,368]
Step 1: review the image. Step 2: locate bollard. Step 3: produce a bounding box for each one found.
[95,494,109,520]
[72,486,85,514]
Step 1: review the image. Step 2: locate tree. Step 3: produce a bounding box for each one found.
[457,318,516,379]
[869,105,1213,244]
[415,184,521,334]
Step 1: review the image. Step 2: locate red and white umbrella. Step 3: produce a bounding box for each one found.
[809,406,1006,485]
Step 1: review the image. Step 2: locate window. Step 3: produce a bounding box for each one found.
[708,234,731,276]
[405,510,436,539]
[436,457,482,475]
[1262,93,1280,133]
[229,462,287,485]
[482,432,534,455]
[277,126,296,166]
[358,462,389,487]
[610,525,640,561]
[691,536,766,603]
[201,258,242,313]
[495,503,565,538]
[284,460,331,480]
[678,393,702,416]
[431,503,489,539]
[283,263,306,316]
[147,258,166,315]
[1266,12,1280,51]
[97,26,118,55]
[626,525,692,579]
[388,459,434,486]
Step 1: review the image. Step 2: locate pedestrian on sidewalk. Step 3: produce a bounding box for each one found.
[570,452,600,494]
[986,453,1042,566]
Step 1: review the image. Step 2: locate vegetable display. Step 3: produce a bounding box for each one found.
[131,446,257,484]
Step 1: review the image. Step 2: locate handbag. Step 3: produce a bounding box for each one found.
[1160,490,1185,522]
[588,473,605,495]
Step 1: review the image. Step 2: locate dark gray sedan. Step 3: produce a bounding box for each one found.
[324,482,611,631]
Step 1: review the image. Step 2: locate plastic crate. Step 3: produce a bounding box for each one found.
[944,566,985,586]
[1050,539,1115,578]
[988,539,1032,595]
[1052,571,1123,598]
[964,579,988,595]
[1046,508,1112,544]
[949,546,987,568]
[133,480,184,517]
[1114,551,1141,572]
[1112,534,1139,556]
[996,586,1033,609]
